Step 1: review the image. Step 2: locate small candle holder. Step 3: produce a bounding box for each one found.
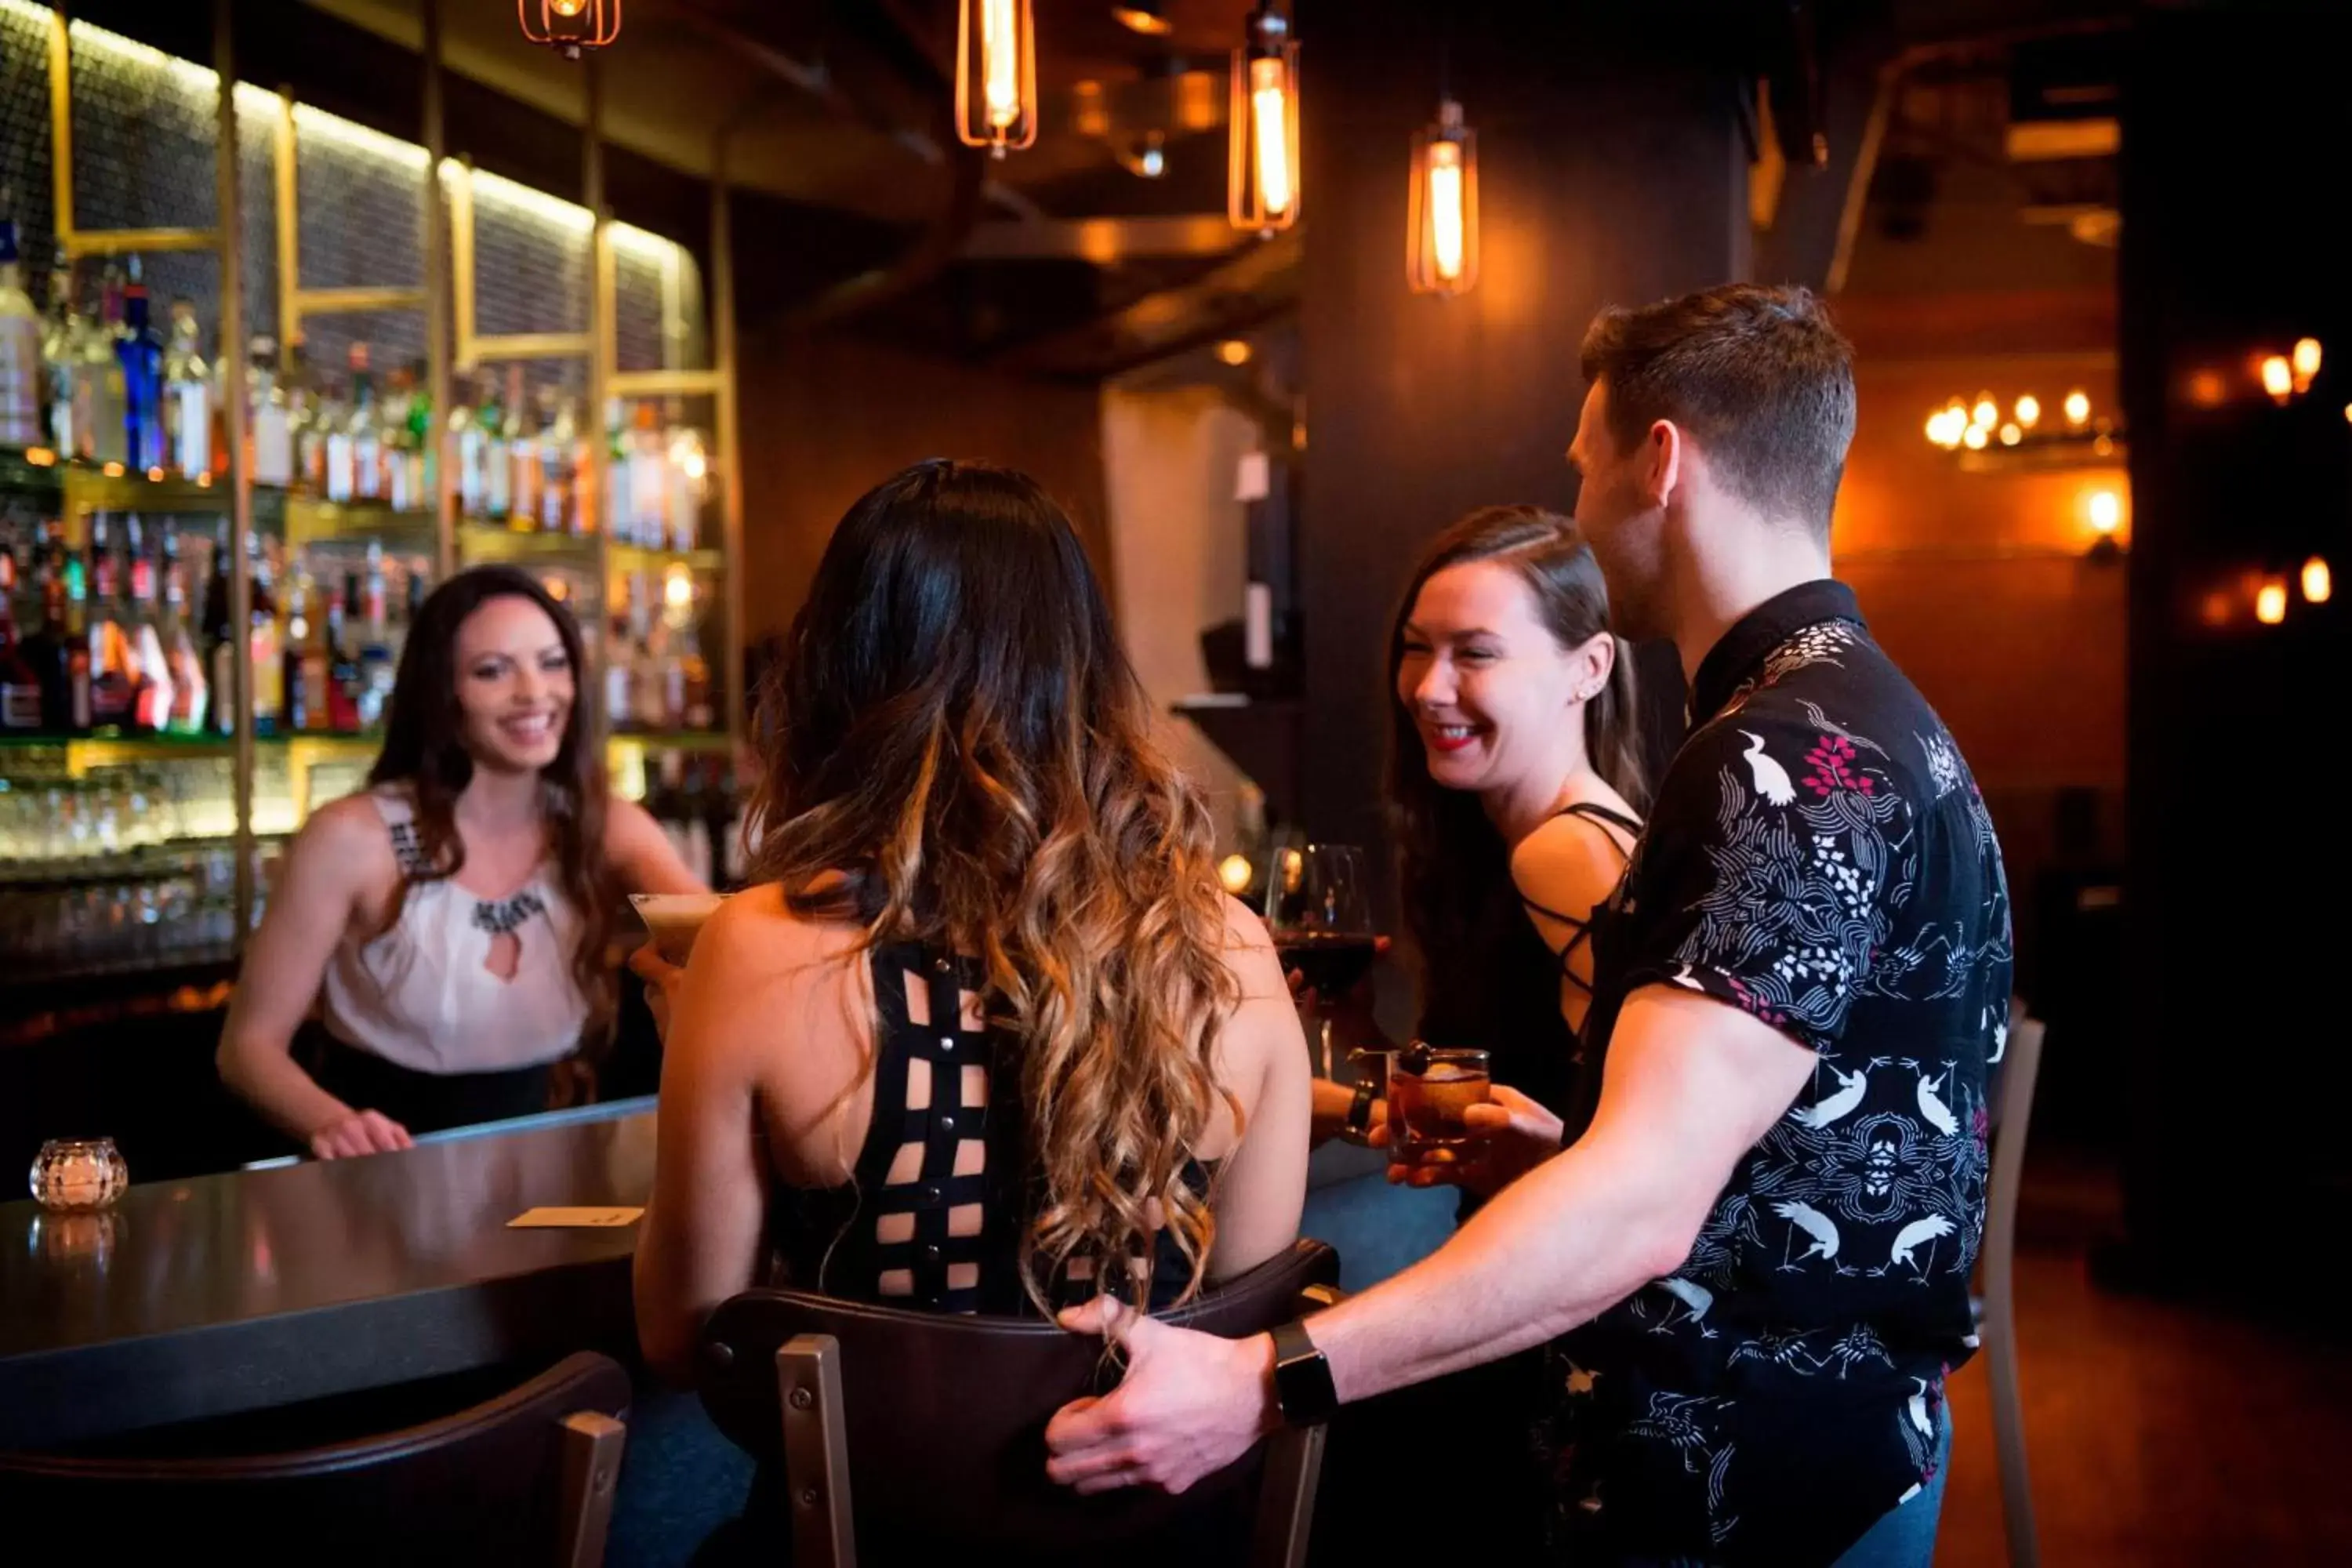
[29,1138,129,1211]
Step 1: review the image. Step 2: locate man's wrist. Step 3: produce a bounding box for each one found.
[1245,1332,1283,1436]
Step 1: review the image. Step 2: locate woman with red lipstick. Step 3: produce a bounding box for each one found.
[1388,504,1647,1134]
[216,565,703,1158]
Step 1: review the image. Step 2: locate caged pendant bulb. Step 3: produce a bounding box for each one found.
[956,0,1038,156]
[1408,98,1479,296]
[517,0,621,59]
[1230,5,1301,234]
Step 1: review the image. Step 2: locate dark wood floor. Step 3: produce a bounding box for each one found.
[1935,1154,2352,1566]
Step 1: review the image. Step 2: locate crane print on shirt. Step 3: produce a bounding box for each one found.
[1548,583,2010,1566]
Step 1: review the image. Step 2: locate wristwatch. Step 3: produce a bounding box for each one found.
[1343,1077,1378,1143]
[1268,1318,1338,1427]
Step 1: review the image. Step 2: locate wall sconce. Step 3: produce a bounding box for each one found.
[2256,579,2288,625]
[1408,98,1478,296]
[1229,3,1301,234]
[517,0,621,60]
[956,0,1039,157]
[1112,2,1174,36]
[2261,354,2293,405]
[2086,488,2122,537]
[2304,555,2332,604]
[2293,337,2322,394]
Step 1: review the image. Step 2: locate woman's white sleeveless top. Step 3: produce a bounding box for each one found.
[317,790,588,1074]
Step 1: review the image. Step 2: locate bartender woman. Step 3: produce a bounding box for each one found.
[217,564,702,1159]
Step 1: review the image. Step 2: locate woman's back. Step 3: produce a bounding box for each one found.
[699,887,1306,1317]
[633,461,1311,1376]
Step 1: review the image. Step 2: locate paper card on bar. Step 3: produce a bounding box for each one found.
[507,1207,646,1228]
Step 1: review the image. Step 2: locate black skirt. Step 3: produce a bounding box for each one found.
[307,1027,558,1138]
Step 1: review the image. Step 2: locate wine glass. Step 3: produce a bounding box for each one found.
[1264,844,1378,1077]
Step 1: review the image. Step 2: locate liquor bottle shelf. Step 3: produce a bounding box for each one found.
[0,728,731,764]
[608,541,726,575]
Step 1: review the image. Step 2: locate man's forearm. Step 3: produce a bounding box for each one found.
[1310,1130,1700,1404]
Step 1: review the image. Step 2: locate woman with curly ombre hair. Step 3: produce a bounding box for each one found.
[633,460,1311,1378]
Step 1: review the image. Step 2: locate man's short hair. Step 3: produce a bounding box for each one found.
[1580,283,1857,536]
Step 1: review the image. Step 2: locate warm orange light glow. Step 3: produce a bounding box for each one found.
[518,0,621,53]
[1111,4,1172,38]
[1408,100,1478,296]
[1218,854,1254,895]
[24,446,56,466]
[2293,336,2322,390]
[194,472,212,488]
[664,565,695,610]
[2303,556,2332,604]
[2063,389,2091,426]
[1962,424,1989,451]
[2262,354,2293,403]
[2256,580,2288,625]
[549,0,585,14]
[1229,9,1300,233]
[1216,339,1252,366]
[101,462,125,477]
[956,0,1036,154]
[2014,394,2041,430]
[2188,368,2228,408]
[2201,591,2234,628]
[1998,422,2023,447]
[146,466,165,483]
[1251,59,1294,216]
[1972,394,1998,429]
[2088,489,2122,535]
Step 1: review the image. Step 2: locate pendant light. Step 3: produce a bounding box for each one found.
[1229,3,1301,234]
[956,0,1039,157]
[517,0,621,59]
[1407,97,1478,295]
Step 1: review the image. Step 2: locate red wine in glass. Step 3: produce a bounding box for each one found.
[1274,931,1378,997]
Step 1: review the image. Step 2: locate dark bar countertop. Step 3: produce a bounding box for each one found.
[0,1098,655,1451]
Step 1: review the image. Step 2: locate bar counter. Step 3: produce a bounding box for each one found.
[0,1098,655,1452]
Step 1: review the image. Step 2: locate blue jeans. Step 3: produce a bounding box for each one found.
[1618,1403,1953,1568]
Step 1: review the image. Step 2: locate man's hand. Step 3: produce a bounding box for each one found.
[628,942,685,1041]
[1386,1083,1563,1196]
[1044,1296,1279,1496]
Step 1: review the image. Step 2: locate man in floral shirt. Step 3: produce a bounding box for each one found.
[1044,285,2009,1568]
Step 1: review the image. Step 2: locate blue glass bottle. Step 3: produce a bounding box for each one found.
[117,256,164,472]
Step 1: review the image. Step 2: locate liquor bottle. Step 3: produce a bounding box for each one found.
[0,544,42,733]
[0,205,43,449]
[508,371,541,531]
[452,373,483,517]
[249,336,293,486]
[358,543,393,728]
[327,572,361,732]
[82,263,127,466]
[383,363,417,510]
[42,257,82,458]
[28,575,89,734]
[118,258,165,474]
[678,615,713,731]
[161,298,210,479]
[82,517,132,731]
[539,390,574,535]
[348,345,382,503]
[291,343,332,494]
[629,400,666,547]
[604,397,633,544]
[482,368,513,519]
[403,355,434,509]
[249,536,281,735]
[201,526,234,735]
[666,413,708,554]
[394,564,426,672]
[281,568,317,731]
[126,514,171,733]
[161,528,205,734]
[604,609,633,731]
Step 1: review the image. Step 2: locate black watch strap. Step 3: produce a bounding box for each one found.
[1269,1318,1338,1427]
[1345,1076,1378,1140]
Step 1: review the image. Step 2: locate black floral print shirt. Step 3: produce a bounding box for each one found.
[1548,580,2013,1566]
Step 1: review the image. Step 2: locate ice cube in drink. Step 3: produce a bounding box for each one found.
[630,892,728,964]
[1387,1047,1493,1169]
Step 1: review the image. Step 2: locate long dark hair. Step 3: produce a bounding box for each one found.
[749,459,1238,1314]
[1386,506,1646,1098]
[368,564,618,1036]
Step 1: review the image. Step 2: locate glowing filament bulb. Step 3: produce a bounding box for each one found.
[1428,140,1465,281]
[2304,556,2332,604]
[1962,424,1989,451]
[2014,394,2041,430]
[1251,57,1294,216]
[549,0,586,14]
[2088,490,2121,535]
[2262,354,2292,403]
[982,0,1022,130]
[2256,581,2288,624]
[2294,336,2322,389]
[1998,423,2023,446]
[1972,394,1998,429]
[2063,389,2091,426]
